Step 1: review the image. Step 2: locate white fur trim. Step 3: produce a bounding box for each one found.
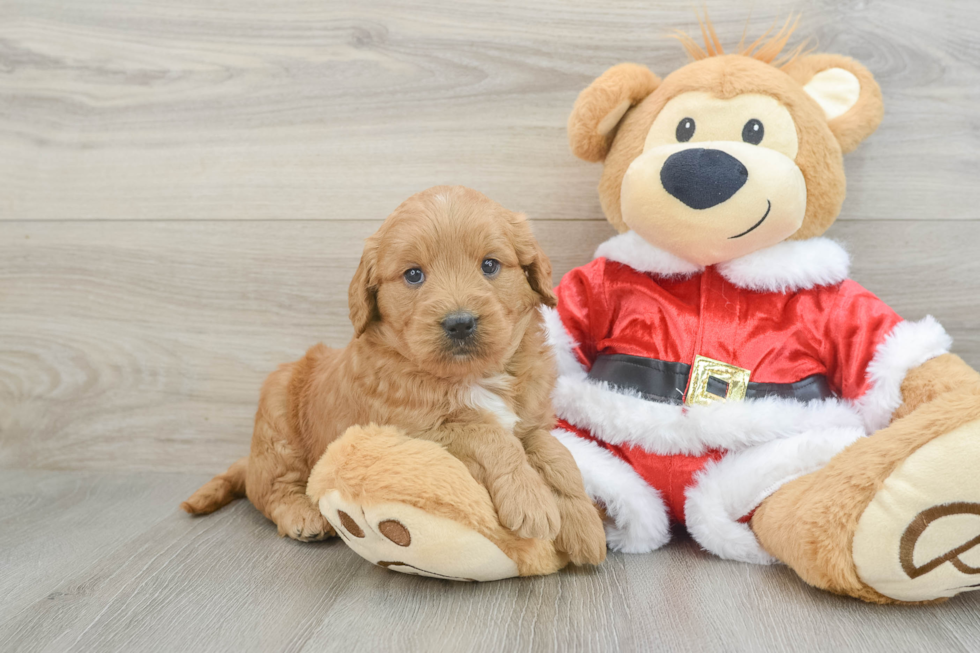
[553,374,864,455]
[685,427,865,564]
[594,231,701,278]
[540,306,587,380]
[594,232,850,292]
[717,238,850,293]
[855,317,952,432]
[552,428,671,553]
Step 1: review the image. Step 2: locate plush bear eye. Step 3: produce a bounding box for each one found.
[481,258,501,277]
[403,268,425,285]
[675,117,696,143]
[742,119,764,145]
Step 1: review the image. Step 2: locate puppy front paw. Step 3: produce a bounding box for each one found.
[555,498,607,565]
[492,471,561,540]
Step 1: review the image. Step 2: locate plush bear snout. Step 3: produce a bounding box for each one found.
[660,148,748,210]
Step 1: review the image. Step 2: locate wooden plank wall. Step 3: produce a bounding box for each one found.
[2,0,979,473]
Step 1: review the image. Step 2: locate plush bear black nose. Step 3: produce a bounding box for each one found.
[442,312,478,341]
[660,148,748,210]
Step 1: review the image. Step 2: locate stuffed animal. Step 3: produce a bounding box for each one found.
[547,16,980,604]
[306,424,572,581]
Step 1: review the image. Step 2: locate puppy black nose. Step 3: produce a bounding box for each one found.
[660,148,748,210]
[442,312,478,341]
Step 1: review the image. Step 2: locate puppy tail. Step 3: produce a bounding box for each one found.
[180,457,248,515]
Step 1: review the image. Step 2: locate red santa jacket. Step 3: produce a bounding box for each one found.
[547,231,952,563]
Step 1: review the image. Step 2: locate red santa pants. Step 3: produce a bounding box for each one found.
[557,419,728,524]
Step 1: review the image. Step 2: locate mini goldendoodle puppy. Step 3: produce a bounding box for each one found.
[182,185,606,566]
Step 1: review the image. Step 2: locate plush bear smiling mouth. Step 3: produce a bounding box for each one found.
[729,199,772,239]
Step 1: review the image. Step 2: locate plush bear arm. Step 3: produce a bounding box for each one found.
[821,280,903,402]
[552,260,612,371]
[893,354,980,421]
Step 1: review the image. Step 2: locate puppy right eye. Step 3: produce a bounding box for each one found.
[403,268,425,286]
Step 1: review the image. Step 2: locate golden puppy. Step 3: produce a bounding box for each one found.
[182,186,606,565]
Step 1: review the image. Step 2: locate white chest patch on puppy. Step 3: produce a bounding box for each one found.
[465,375,519,432]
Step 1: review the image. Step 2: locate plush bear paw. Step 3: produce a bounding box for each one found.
[306,423,569,580]
[317,490,520,581]
[853,417,980,602]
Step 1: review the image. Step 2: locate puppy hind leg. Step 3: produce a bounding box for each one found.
[270,490,335,542]
[249,441,334,542]
[246,372,334,542]
[250,447,334,542]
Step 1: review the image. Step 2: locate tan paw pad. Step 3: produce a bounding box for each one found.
[853,419,980,601]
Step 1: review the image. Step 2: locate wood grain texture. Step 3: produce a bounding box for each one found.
[1,0,979,222]
[0,470,209,616]
[3,0,980,650]
[0,474,977,653]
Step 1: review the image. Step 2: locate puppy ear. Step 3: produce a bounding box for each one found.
[783,54,883,154]
[568,63,661,162]
[510,214,557,308]
[348,236,380,337]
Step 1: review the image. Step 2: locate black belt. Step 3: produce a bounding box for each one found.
[587,353,833,406]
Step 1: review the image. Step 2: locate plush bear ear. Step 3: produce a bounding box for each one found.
[568,63,661,162]
[783,54,884,154]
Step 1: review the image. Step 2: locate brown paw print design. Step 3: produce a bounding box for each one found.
[316,490,521,582]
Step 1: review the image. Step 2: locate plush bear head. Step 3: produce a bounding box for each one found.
[568,18,883,267]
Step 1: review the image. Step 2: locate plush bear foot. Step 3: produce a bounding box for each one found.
[319,490,518,581]
[852,417,980,602]
[306,424,568,581]
[752,389,980,604]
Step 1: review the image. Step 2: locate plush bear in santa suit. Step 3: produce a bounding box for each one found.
[547,21,980,604]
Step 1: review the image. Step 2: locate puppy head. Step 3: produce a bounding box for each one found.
[349,186,555,378]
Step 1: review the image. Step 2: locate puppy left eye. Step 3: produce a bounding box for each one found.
[481,258,501,277]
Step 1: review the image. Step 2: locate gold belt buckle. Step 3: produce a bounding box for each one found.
[685,355,751,406]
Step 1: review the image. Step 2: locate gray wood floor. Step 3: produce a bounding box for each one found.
[2,1,979,651]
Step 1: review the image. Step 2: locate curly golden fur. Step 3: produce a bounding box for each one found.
[182,186,606,566]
